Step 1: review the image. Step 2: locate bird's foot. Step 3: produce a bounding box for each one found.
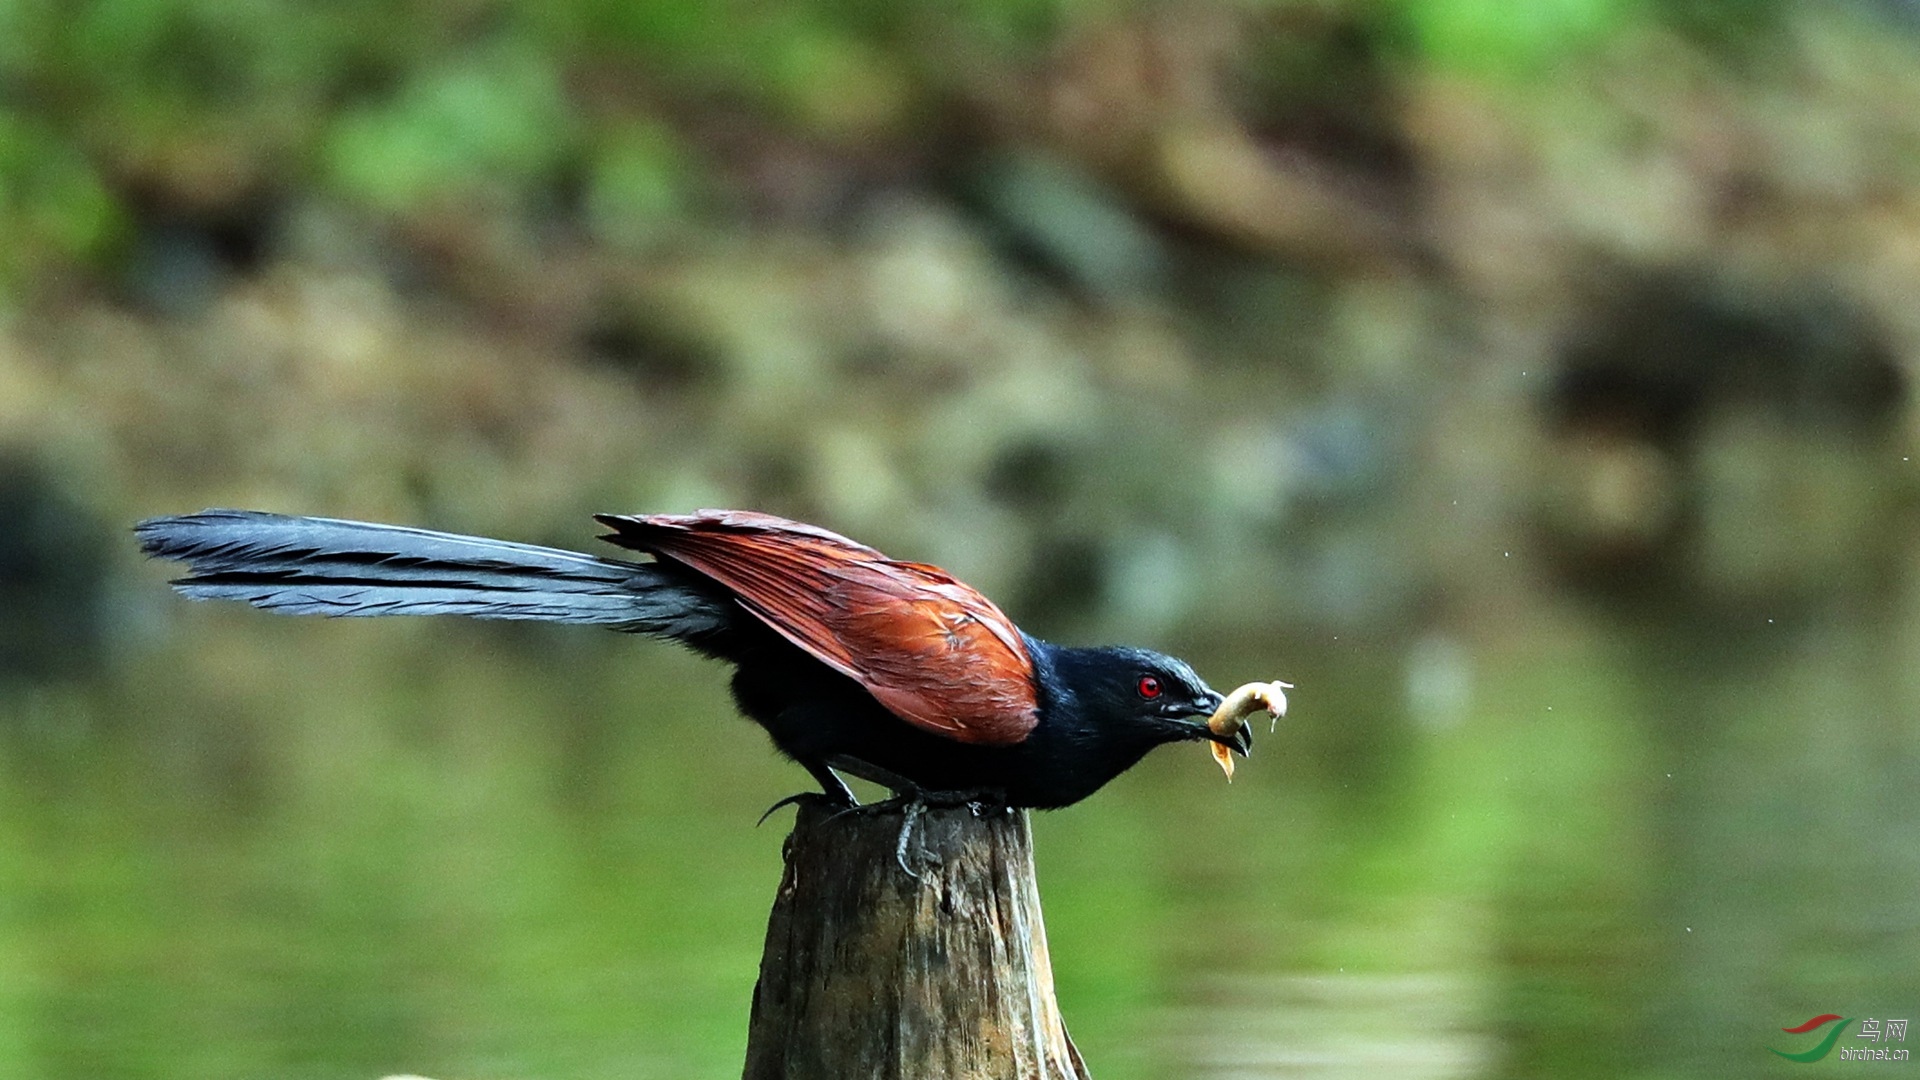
[895,799,931,878]
[832,788,1010,877]
[755,789,856,827]
[822,793,929,876]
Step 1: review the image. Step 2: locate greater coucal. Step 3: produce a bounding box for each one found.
[135,509,1252,810]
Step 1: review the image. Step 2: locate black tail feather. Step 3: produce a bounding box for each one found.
[135,510,734,641]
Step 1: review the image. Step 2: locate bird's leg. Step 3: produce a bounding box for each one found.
[757,760,858,826]
[806,759,859,806]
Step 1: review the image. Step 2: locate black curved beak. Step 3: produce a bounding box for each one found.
[1162,690,1222,722]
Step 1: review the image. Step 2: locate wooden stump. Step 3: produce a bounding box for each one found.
[742,800,1092,1080]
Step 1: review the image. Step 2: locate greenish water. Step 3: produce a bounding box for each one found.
[2,600,1915,1079]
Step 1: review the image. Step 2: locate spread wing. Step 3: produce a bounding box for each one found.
[594,510,1040,746]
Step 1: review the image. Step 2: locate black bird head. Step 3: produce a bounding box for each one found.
[1040,644,1246,758]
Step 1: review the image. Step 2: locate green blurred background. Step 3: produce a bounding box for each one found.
[3,0,1920,1076]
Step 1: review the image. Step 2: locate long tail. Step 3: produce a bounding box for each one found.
[134,510,733,641]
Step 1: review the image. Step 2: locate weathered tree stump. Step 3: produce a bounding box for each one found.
[742,800,1092,1080]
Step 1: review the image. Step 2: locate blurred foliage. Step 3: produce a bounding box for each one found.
[0,0,1819,302]
[0,111,123,291]
[325,42,576,212]
[1400,0,1640,73]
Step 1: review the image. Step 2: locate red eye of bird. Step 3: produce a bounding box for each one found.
[1137,675,1162,699]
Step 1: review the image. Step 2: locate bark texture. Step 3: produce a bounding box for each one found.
[742,800,1092,1080]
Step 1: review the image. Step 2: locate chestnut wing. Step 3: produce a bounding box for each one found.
[595,511,1040,746]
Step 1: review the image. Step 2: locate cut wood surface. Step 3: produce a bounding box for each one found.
[742,800,1092,1080]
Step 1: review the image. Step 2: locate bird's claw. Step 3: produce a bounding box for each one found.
[756,790,855,827]
[894,799,927,878]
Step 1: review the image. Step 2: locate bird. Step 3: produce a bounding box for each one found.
[134,508,1250,814]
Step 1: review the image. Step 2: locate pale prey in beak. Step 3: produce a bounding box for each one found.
[1203,681,1292,780]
